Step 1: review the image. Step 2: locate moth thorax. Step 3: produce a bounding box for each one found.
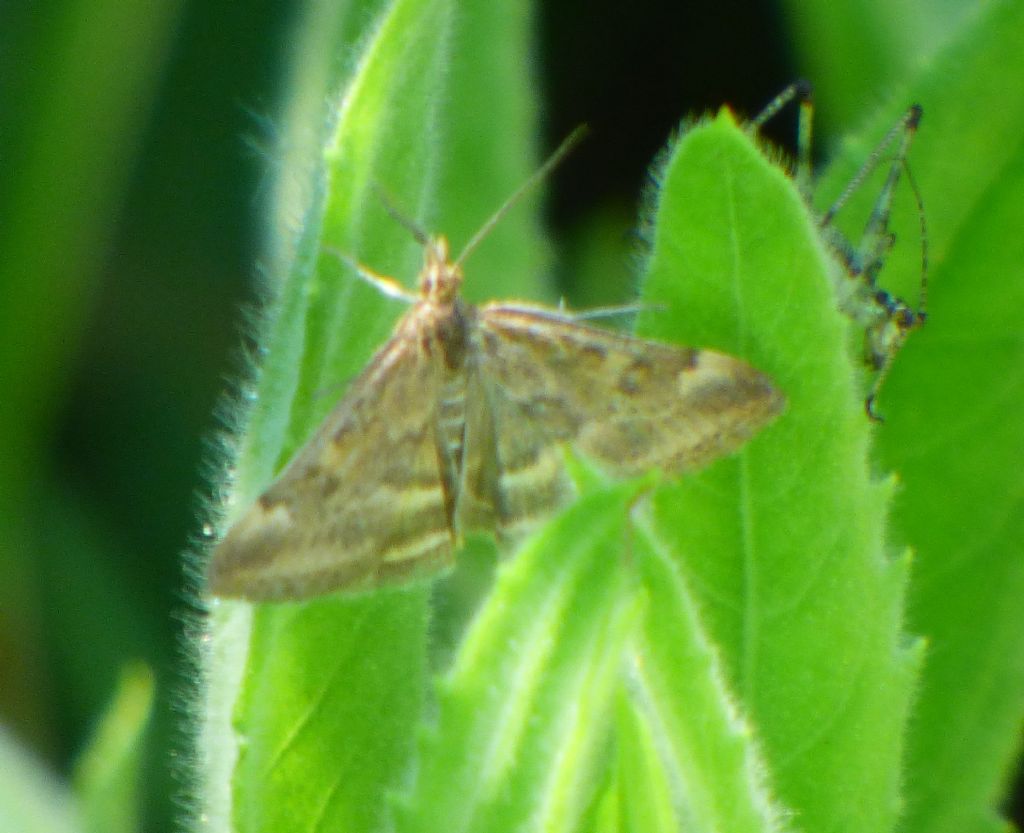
[421,236,463,304]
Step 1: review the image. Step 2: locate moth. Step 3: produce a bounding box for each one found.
[207,234,785,601]
[751,81,927,419]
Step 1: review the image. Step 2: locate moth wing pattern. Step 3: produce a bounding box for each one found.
[474,304,784,516]
[457,340,576,541]
[207,335,456,601]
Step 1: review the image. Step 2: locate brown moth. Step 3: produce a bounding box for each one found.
[207,235,784,602]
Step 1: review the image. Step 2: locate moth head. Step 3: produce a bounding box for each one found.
[421,235,463,305]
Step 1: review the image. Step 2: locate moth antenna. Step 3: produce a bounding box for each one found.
[323,245,418,303]
[372,183,431,247]
[455,125,590,267]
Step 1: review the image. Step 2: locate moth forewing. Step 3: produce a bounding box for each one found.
[208,316,457,601]
[208,238,784,602]
[475,304,783,477]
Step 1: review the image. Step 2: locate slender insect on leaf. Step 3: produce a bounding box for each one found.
[207,135,785,602]
[751,81,928,419]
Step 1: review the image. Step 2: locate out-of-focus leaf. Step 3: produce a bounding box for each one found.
[72,664,154,833]
[0,725,82,833]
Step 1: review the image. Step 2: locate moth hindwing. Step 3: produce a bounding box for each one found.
[208,237,784,601]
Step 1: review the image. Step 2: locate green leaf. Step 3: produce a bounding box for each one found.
[72,664,154,833]
[263,0,395,263]
[609,689,678,833]
[228,589,428,833]
[393,477,648,833]
[0,725,83,833]
[837,5,1024,831]
[0,0,182,759]
[891,148,1024,833]
[0,0,182,466]
[778,0,975,128]
[623,523,786,832]
[638,111,919,832]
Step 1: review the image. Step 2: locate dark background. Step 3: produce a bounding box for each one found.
[0,1,1019,831]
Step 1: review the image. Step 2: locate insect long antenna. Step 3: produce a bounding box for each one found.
[454,125,589,268]
[373,183,431,247]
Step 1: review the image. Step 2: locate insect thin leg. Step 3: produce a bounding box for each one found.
[750,80,814,199]
[754,88,927,420]
[820,105,922,237]
[865,157,929,423]
[901,159,930,321]
[865,333,905,422]
[862,108,921,288]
